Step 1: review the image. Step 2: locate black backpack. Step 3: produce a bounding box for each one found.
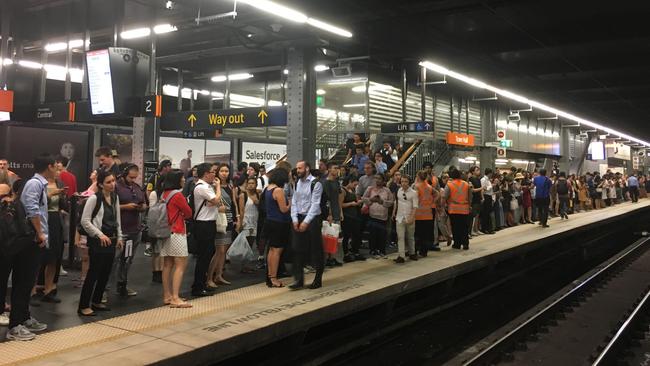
[76,192,105,236]
[258,187,269,221]
[557,179,569,195]
[0,199,35,257]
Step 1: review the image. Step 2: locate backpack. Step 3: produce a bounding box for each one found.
[0,199,34,257]
[76,192,103,237]
[146,190,181,240]
[187,183,207,220]
[258,176,266,190]
[557,179,569,195]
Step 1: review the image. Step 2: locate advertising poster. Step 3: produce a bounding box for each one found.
[159,137,232,173]
[101,130,133,164]
[0,124,92,189]
[241,141,287,167]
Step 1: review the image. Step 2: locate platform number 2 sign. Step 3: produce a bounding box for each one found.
[142,95,162,117]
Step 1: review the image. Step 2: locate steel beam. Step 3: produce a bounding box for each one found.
[286,47,316,165]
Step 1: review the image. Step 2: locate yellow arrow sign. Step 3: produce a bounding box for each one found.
[258,109,268,124]
[187,113,197,127]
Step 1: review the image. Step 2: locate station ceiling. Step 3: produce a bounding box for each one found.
[5,0,650,140]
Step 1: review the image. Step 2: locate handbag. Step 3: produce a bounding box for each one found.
[216,200,228,234]
[510,199,519,211]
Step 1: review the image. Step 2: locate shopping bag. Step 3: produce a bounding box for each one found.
[226,231,256,262]
[321,222,340,254]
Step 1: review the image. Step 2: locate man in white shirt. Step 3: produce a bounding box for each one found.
[190,163,222,297]
[480,168,495,234]
[393,175,418,263]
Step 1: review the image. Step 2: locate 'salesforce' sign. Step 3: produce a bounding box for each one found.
[241,142,286,166]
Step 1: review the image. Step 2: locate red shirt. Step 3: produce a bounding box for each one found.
[59,171,78,198]
[162,190,192,234]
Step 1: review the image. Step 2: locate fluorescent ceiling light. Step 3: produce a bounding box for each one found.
[343,103,365,108]
[229,73,254,81]
[198,90,210,95]
[283,69,289,75]
[268,100,283,106]
[236,0,308,23]
[18,60,43,69]
[234,0,352,38]
[352,84,393,93]
[420,59,650,147]
[316,89,326,95]
[211,73,254,82]
[69,39,84,48]
[44,42,68,52]
[3,59,12,65]
[153,24,177,34]
[306,18,353,38]
[327,78,366,85]
[314,64,329,72]
[211,91,224,98]
[121,27,151,39]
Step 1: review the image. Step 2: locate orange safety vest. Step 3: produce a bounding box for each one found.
[447,179,470,215]
[415,182,434,220]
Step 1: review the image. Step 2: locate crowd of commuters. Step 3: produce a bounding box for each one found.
[0,141,648,341]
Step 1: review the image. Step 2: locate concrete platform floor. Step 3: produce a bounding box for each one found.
[1,200,649,365]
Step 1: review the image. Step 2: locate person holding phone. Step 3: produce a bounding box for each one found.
[78,170,124,316]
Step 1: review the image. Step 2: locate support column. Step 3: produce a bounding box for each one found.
[0,2,11,88]
[480,106,496,170]
[559,123,570,174]
[80,0,91,100]
[286,47,316,166]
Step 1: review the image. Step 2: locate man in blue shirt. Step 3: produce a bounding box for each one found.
[351,146,369,172]
[533,168,552,228]
[627,172,639,203]
[10,154,56,341]
[290,161,324,290]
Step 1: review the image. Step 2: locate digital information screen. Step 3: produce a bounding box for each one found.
[86,49,115,115]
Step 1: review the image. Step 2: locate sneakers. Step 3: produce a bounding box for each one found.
[23,317,47,332]
[393,256,405,264]
[6,325,36,341]
[304,265,316,274]
[59,266,68,276]
[256,257,266,270]
[143,244,153,257]
[0,311,9,326]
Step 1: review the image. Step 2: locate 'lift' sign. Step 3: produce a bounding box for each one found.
[446,132,475,147]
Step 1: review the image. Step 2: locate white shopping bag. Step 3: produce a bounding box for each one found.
[226,231,256,262]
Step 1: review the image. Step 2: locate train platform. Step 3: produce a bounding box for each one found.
[3,200,650,366]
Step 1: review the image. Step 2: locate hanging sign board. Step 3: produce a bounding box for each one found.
[496,129,506,141]
[446,132,475,147]
[160,106,287,131]
[497,147,507,158]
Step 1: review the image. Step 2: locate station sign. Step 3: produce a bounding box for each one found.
[142,95,162,117]
[0,90,14,112]
[160,106,287,131]
[181,129,223,139]
[446,132,475,147]
[485,142,501,147]
[497,147,507,158]
[497,129,506,141]
[380,121,432,133]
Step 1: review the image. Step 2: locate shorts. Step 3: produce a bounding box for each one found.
[264,220,291,249]
[215,231,233,246]
[471,203,482,216]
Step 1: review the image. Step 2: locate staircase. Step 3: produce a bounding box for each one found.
[395,140,453,178]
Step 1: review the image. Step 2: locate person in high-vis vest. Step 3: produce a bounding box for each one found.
[444,167,472,250]
[414,170,439,257]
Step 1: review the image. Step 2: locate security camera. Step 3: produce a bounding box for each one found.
[165,1,174,10]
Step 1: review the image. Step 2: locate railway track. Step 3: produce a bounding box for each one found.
[461,237,650,366]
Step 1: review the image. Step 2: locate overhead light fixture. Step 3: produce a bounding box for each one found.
[327,78,366,85]
[165,1,175,10]
[352,84,393,93]
[44,39,84,52]
[153,23,177,34]
[343,103,365,108]
[316,89,326,95]
[121,27,151,39]
[306,18,352,38]
[419,59,650,147]
[198,90,210,95]
[3,59,12,65]
[18,60,43,69]
[229,73,254,81]
[236,0,308,23]
[210,73,254,82]
[283,69,289,75]
[234,0,352,38]
[314,64,329,72]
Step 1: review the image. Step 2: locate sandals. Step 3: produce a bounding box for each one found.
[267,276,284,288]
[169,302,193,309]
[215,277,231,285]
[164,297,187,305]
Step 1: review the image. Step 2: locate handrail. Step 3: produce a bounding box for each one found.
[389,139,422,176]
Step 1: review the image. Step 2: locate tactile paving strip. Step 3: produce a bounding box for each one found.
[1,201,648,365]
